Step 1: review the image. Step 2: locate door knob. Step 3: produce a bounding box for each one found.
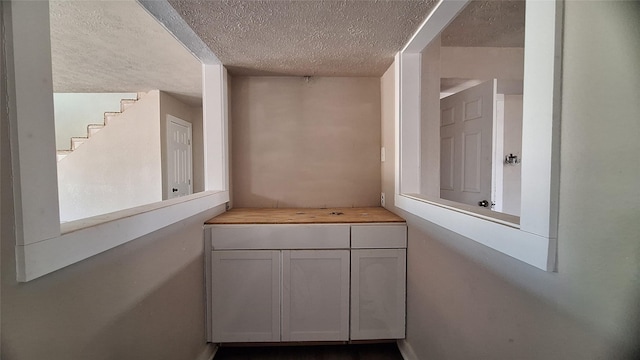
[172,188,178,192]
[478,200,490,207]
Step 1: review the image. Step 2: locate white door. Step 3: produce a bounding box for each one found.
[211,250,281,343]
[282,250,350,342]
[440,79,496,208]
[350,249,406,340]
[166,115,192,199]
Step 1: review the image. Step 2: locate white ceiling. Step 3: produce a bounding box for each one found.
[441,0,525,47]
[49,0,202,104]
[49,0,524,96]
[167,0,439,76]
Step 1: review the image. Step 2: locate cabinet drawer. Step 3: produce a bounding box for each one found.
[209,224,350,250]
[351,224,407,248]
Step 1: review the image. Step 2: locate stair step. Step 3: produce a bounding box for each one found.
[104,112,120,125]
[120,99,137,112]
[87,124,104,137]
[56,150,72,162]
[70,137,88,150]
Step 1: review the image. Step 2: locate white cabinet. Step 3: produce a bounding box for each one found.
[282,250,350,341]
[350,248,406,340]
[206,221,407,343]
[350,225,407,339]
[210,250,281,343]
[211,249,350,343]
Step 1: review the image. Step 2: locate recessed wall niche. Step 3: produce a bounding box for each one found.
[230,76,381,208]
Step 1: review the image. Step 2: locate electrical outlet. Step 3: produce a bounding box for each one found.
[380,192,385,207]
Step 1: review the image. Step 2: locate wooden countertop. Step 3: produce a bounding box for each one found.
[205,207,405,224]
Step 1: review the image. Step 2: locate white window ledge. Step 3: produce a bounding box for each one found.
[396,194,552,271]
[17,190,229,282]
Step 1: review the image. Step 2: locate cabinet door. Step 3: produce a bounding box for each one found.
[211,250,281,342]
[282,250,350,341]
[351,249,406,340]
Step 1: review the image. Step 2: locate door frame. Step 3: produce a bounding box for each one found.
[439,79,496,208]
[166,115,193,198]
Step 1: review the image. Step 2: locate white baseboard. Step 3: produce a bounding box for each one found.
[196,344,218,360]
[397,339,419,360]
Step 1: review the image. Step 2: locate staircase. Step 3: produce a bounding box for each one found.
[56,96,140,161]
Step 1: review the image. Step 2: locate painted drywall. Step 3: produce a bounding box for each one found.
[159,91,204,199]
[502,95,522,216]
[0,11,221,357]
[53,92,137,150]
[419,37,441,199]
[383,1,640,358]
[57,91,162,222]
[381,62,396,211]
[440,46,524,82]
[193,106,205,194]
[231,76,381,208]
[1,180,222,360]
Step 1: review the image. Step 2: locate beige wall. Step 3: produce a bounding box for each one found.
[383,1,640,358]
[231,76,381,208]
[419,37,441,198]
[1,187,222,360]
[3,123,222,359]
[1,5,222,358]
[3,84,222,360]
[159,91,204,198]
[440,46,524,81]
[57,91,163,222]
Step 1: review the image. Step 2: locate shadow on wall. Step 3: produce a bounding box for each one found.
[231,76,381,208]
[402,211,640,360]
[1,200,224,360]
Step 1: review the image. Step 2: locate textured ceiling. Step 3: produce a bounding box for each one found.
[49,0,525,93]
[168,0,439,76]
[49,0,202,104]
[441,0,525,47]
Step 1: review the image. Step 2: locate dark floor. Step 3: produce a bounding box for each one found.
[213,343,404,360]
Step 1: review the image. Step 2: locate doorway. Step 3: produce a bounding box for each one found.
[166,115,193,199]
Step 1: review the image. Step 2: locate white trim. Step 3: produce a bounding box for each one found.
[396,0,562,271]
[402,0,470,53]
[493,94,505,212]
[398,52,422,194]
[397,339,419,360]
[17,191,229,282]
[396,194,550,270]
[7,0,60,247]
[203,64,229,192]
[6,1,230,281]
[136,0,221,65]
[394,53,402,198]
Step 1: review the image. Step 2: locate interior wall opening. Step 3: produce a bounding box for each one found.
[420,0,525,219]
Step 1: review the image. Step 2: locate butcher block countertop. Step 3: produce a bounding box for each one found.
[205,207,405,224]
